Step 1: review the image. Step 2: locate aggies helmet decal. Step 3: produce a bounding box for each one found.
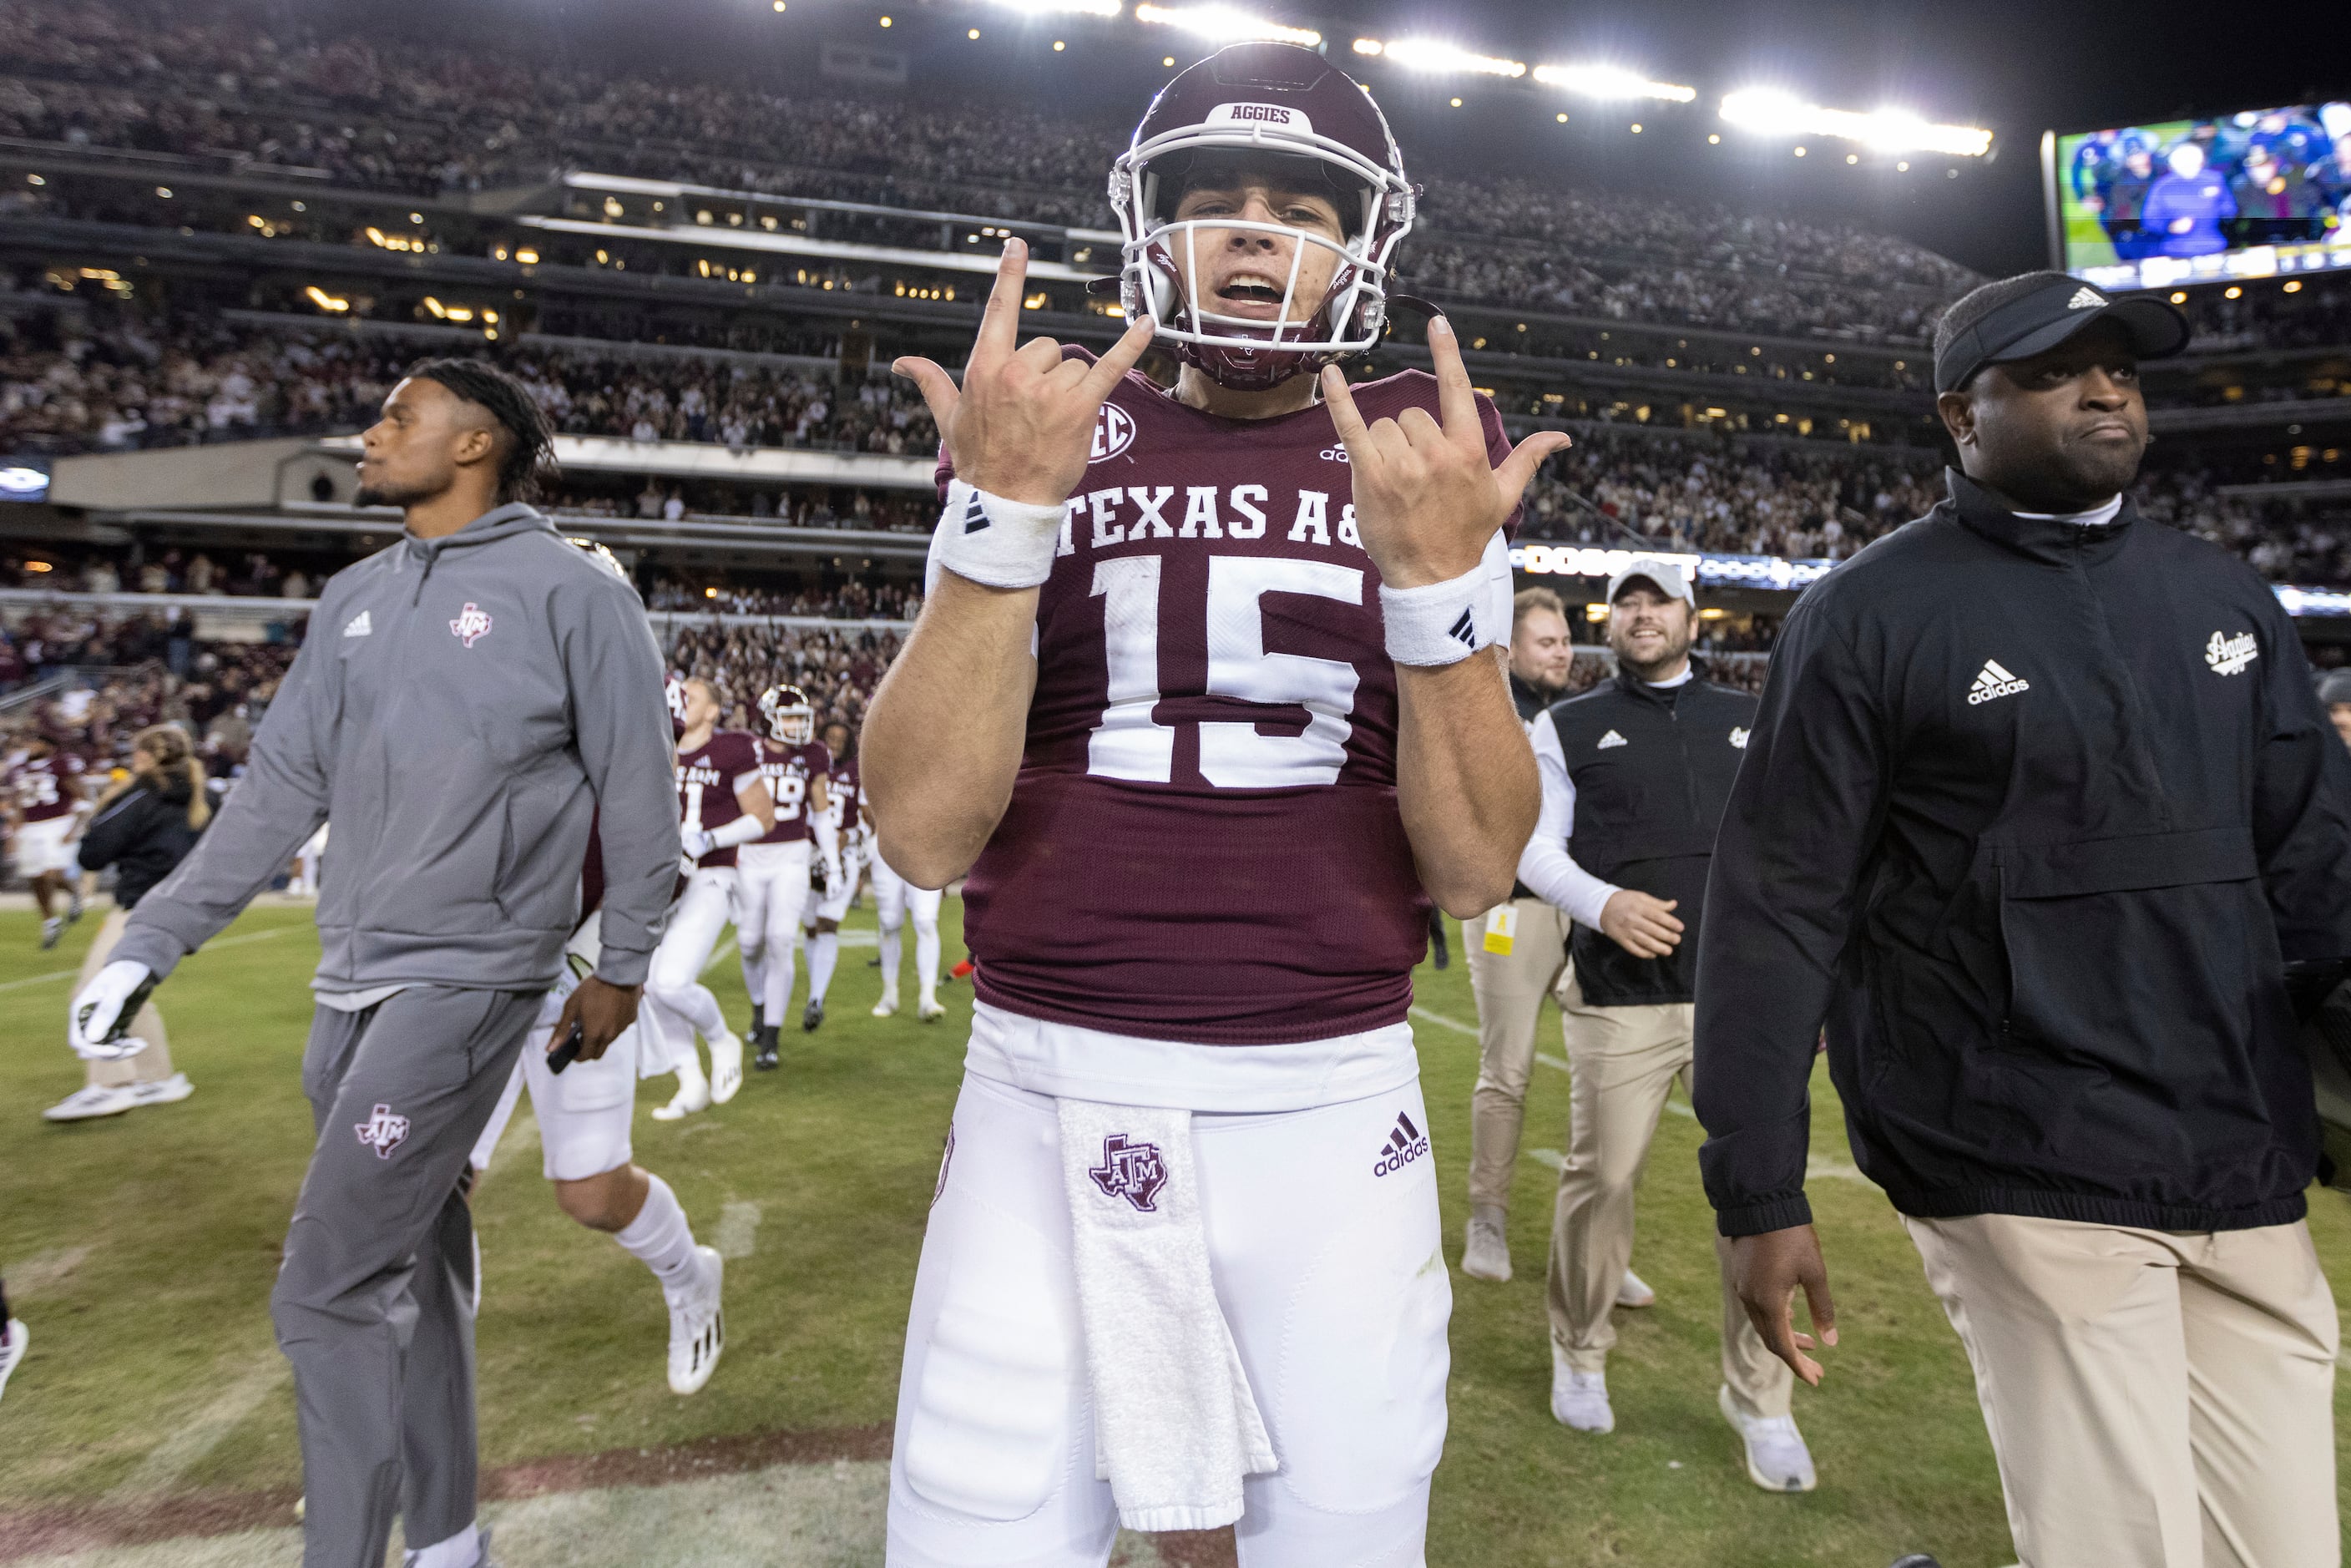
[1111,42,1417,392]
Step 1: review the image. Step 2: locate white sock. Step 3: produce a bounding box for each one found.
[806,931,839,1004]
[405,1523,479,1568]
[673,1053,708,1098]
[877,922,902,998]
[764,923,797,1019]
[915,918,941,997]
[614,1173,700,1296]
[738,948,764,1018]
[668,982,726,1039]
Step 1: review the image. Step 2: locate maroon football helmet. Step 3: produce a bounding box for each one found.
[1111,43,1416,392]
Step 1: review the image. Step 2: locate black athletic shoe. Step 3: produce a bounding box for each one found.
[802,997,825,1032]
[1428,914,1450,971]
[752,1029,780,1072]
[747,1003,764,1038]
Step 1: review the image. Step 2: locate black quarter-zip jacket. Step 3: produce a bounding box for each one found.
[1694,469,2351,1237]
[1546,667,1757,1005]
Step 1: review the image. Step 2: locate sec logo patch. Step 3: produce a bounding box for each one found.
[1091,403,1135,463]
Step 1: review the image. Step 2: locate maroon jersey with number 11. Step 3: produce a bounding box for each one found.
[942,352,1516,1046]
[675,730,762,868]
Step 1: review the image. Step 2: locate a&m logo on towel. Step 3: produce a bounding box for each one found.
[1088,1134,1168,1212]
[355,1103,411,1159]
[449,603,494,647]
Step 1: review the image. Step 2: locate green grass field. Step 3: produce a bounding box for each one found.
[3,900,2348,1565]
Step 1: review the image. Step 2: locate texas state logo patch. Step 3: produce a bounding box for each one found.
[449,603,493,647]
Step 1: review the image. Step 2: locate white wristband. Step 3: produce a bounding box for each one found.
[707,813,766,852]
[932,478,1068,590]
[1378,531,1511,667]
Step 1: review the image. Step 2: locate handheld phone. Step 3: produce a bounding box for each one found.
[547,1019,585,1075]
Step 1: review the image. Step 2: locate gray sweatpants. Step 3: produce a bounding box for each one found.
[273,985,540,1568]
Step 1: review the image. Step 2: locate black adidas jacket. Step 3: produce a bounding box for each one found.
[1694,470,2351,1237]
[1545,669,1757,1006]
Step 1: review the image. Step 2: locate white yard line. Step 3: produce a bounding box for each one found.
[0,926,289,994]
[103,1350,289,1503]
[1525,1146,1566,1171]
[6,1244,92,1294]
[1409,1004,1478,1038]
[713,1201,763,1260]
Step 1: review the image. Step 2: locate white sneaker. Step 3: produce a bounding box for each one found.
[1550,1351,1613,1433]
[0,1319,25,1405]
[651,1062,710,1121]
[917,993,945,1022]
[665,1246,726,1395]
[872,990,899,1019]
[1461,1208,1511,1282]
[1720,1384,1817,1492]
[1616,1268,1657,1309]
[43,1084,136,1122]
[124,1073,194,1109]
[707,1029,744,1105]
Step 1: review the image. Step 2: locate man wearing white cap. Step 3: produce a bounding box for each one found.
[1517,557,1809,1491]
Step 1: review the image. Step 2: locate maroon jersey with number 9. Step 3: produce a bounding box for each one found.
[752,739,832,845]
[941,351,1516,1045]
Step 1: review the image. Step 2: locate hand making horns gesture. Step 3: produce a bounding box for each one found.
[892,236,1157,508]
[1321,317,1572,589]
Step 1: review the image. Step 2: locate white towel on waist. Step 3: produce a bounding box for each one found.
[1055,1097,1277,1532]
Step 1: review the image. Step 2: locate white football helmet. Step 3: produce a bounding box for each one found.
[759,684,816,746]
[1111,43,1416,391]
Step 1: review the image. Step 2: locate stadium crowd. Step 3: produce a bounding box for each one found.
[0,311,936,458]
[0,0,1986,341]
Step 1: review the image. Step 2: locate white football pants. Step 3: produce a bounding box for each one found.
[886,1070,1450,1568]
[468,986,649,1181]
[736,841,812,1021]
[645,867,737,1058]
[870,852,942,1001]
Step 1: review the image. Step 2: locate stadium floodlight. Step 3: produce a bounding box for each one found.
[1352,37,1526,78]
[1719,89,1992,156]
[981,0,1122,17]
[1134,4,1319,46]
[1531,63,1696,104]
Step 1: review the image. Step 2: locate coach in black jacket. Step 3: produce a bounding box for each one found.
[1695,271,2351,1567]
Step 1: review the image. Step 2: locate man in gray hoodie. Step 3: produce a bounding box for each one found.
[69,362,681,1568]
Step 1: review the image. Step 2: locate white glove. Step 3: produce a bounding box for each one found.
[680,827,715,860]
[71,959,154,1060]
[822,855,844,893]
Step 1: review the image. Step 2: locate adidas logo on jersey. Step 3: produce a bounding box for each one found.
[1597,729,1628,749]
[2066,286,2106,310]
[2204,629,2257,675]
[342,610,372,638]
[1372,1111,1429,1178]
[1967,660,2030,705]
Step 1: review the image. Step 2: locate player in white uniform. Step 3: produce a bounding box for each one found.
[796,718,864,1033]
[735,685,842,1070]
[646,678,774,1120]
[865,765,944,1021]
[468,908,726,1394]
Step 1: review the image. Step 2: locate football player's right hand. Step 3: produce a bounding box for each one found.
[680,827,715,860]
[1321,316,1572,589]
[70,959,153,1059]
[1599,889,1683,959]
[892,237,1156,508]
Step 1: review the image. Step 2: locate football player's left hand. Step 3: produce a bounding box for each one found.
[555,974,641,1065]
[680,827,715,860]
[822,855,844,893]
[1321,316,1571,589]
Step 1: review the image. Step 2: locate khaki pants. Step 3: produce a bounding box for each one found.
[79,905,176,1089]
[1464,897,1569,1213]
[1545,971,1790,1418]
[1906,1213,2338,1568]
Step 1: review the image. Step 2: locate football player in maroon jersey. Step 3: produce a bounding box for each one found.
[646,677,773,1120]
[735,685,837,1068]
[7,732,91,948]
[867,43,1561,1564]
[796,718,863,1031]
